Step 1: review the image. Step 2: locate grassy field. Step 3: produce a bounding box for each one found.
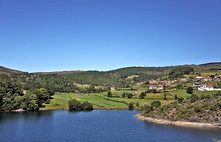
[41,94,71,110]
[43,91,176,110]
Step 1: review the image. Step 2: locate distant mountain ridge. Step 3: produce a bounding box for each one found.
[0,62,221,75]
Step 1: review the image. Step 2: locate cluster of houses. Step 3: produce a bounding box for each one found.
[193,83,221,91]
[148,78,188,90]
[193,75,221,91]
[146,75,221,91]
[194,75,221,82]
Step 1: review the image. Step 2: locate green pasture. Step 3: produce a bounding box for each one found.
[42,94,71,110]
[44,91,175,110]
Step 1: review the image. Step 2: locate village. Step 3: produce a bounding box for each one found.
[147,75,221,91]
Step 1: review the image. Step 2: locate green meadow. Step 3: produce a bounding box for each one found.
[42,88,218,110]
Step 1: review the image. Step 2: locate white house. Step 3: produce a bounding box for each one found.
[193,83,206,89]
[198,84,221,91]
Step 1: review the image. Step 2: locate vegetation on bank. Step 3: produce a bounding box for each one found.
[141,91,221,124]
[68,99,93,110]
[0,74,53,111]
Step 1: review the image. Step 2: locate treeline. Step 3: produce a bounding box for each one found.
[1,66,196,95]
[5,67,168,93]
[68,99,93,110]
[0,74,53,111]
[169,66,194,79]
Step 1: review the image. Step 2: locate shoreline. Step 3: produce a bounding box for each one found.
[134,114,221,129]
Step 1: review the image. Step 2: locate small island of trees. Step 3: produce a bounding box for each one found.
[68,99,93,111]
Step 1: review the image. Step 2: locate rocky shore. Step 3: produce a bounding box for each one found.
[11,109,26,112]
[134,114,221,129]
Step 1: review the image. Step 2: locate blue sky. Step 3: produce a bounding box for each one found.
[1,0,221,72]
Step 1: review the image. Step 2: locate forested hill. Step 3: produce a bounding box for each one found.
[199,62,221,69]
[1,62,221,93]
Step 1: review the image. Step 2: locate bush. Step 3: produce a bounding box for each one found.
[210,105,217,111]
[122,92,126,98]
[82,101,93,110]
[142,105,152,113]
[190,94,198,103]
[151,101,161,109]
[127,93,133,99]
[139,92,146,99]
[186,86,193,94]
[194,105,202,113]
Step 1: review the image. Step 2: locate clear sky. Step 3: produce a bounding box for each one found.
[0,0,221,72]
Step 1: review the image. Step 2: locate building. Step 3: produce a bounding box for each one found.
[198,84,221,91]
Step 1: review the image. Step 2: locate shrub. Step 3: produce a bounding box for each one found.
[194,105,202,113]
[186,86,193,94]
[107,91,112,97]
[178,97,184,103]
[136,102,139,107]
[127,93,133,99]
[210,105,217,111]
[190,94,198,103]
[151,101,161,109]
[142,105,153,113]
[139,92,146,99]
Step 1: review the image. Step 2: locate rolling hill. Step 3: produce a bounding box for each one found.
[0,66,24,75]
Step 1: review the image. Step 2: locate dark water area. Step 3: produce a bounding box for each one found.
[0,110,220,142]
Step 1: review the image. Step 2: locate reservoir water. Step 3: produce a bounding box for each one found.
[0,110,220,142]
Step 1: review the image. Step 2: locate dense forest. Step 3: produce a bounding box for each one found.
[1,66,172,93]
[1,63,221,94]
[0,74,53,111]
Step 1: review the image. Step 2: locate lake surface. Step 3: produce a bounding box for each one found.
[0,110,221,142]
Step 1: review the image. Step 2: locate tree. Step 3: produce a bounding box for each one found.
[69,99,93,110]
[186,86,193,94]
[151,101,161,109]
[127,93,133,99]
[128,102,134,110]
[82,101,93,110]
[68,99,82,110]
[139,92,146,99]
[0,75,24,111]
[152,89,157,93]
[122,92,126,98]
[107,91,112,97]
[174,95,178,100]
[136,102,139,107]
[164,93,167,100]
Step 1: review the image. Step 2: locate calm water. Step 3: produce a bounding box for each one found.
[0,110,221,142]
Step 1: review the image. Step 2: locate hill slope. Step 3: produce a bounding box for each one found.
[0,66,24,74]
